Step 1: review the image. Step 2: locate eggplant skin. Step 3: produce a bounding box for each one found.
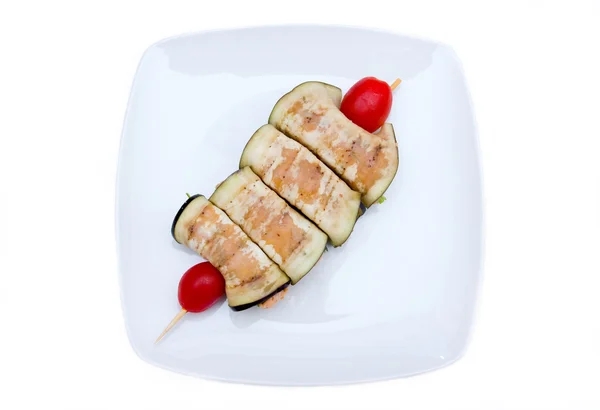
[171,194,201,243]
[229,282,290,311]
[357,202,367,218]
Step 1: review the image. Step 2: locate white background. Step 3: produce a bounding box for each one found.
[1,0,599,409]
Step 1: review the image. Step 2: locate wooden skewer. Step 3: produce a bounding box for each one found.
[155,308,187,344]
[155,191,194,344]
[390,78,402,91]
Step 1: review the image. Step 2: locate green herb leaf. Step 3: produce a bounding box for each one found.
[377,195,387,204]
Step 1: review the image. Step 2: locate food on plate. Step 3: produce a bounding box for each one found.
[160,77,402,341]
[269,81,399,207]
[155,262,225,343]
[340,77,400,132]
[178,261,225,312]
[240,124,361,246]
[210,167,328,284]
[172,194,290,311]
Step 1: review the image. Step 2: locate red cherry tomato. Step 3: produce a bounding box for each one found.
[340,77,393,133]
[178,262,225,313]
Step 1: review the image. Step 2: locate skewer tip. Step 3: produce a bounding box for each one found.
[390,78,402,91]
[155,308,187,344]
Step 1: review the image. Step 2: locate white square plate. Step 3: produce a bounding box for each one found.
[116,25,483,385]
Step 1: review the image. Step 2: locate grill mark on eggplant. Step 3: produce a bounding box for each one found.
[292,158,325,205]
[237,274,262,287]
[308,173,333,223]
[269,147,299,192]
[187,220,196,242]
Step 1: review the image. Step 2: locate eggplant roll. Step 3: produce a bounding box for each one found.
[172,195,290,310]
[240,124,361,247]
[269,81,399,207]
[210,167,327,284]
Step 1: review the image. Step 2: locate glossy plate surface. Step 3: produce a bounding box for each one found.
[116,25,483,385]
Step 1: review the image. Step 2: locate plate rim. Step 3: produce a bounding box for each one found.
[114,24,485,386]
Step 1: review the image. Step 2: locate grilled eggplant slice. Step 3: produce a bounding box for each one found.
[269,81,399,207]
[172,195,290,310]
[240,124,361,246]
[210,167,328,284]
